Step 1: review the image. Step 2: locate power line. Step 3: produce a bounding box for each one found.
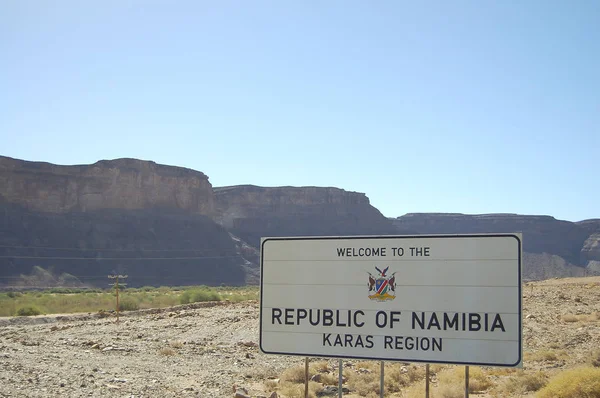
[0,244,245,253]
[0,255,243,260]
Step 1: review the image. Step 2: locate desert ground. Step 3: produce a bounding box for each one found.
[1,277,599,398]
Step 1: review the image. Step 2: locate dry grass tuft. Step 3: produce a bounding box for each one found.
[279,380,322,398]
[561,314,579,322]
[537,366,600,398]
[436,383,465,398]
[159,347,176,356]
[281,365,308,384]
[310,360,331,373]
[589,350,600,368]
[484,367,517,376]
[438,366,492,393]
[169,340,184,349]
[347,368,380,396]
[561,312,599,323]
[524,349,566,362]
[497,370,548,395]
[263,379,278,391]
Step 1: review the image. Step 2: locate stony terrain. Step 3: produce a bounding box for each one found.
[1,277,600,398]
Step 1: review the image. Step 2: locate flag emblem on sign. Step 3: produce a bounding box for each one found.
[368,266,396,301]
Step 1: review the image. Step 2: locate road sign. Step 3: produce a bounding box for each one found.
[259,234,522,367]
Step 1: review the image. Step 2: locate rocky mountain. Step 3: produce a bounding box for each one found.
[0,155,598,287]
[391,213,600,280]
[0,156,215,215]
[0,156,395,287]
[214,185,396,247]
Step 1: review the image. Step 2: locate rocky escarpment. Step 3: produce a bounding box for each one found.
[0,156,215,215]
[1,155,598,286]
[213,185,397,247]
[0,156,239,287]
[0,202,245,288]
[391,213,600,279]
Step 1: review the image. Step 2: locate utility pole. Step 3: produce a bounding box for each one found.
[108,274,128,323]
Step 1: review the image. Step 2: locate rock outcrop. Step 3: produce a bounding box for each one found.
[213,185,397,247]
[391,213,591,265]
[391,213,600,279]
[0,156,215,215]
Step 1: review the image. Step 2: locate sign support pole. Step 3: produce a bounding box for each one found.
[108,274,127,323]
[380,361,384,398]
[304,357,309,398]
[425,364,430,398]
[338,359,343,398]
[464,366,469,398]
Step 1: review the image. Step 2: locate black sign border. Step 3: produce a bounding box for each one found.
[259,233,523,368]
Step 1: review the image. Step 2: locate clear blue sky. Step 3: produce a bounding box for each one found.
[1,1,598,222]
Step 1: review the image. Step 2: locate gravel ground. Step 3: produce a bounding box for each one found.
[0,301,301,398]
[1,277,599,398]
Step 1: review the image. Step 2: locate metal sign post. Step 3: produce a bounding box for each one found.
[338,359,343,398]
[425,364,430,398]
[380,361,384,398]
[464,366,469,398]
[304,357,309,398]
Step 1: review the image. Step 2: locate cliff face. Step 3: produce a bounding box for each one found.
[1,155,598,286]
[213,185,397,247]
[0,203,245,288]
[391,213,600,279]
[0,156,215,215]
[0,156,236,287]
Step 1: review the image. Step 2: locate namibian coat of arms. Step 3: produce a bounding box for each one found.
[368,266,396,301]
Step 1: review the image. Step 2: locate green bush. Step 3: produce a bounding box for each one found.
[180,291,191,304]
[118,297,140,311]
[537,367,600,398]
[180,288,221,304]
[16,306,42,316]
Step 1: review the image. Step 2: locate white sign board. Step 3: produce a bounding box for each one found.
[259,234,522,367]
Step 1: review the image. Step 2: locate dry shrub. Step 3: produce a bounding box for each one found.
[589,350,600,368]
[485,367,517,376]
[438,366,492,393]
[310,360,331,373]
[385,363,426,393]
[347,369,380,396]
[435,383,464,398]
[429,364,446,373]
[585,312,600,322]
[316,372,338,386]
[401,380,433,398]
[281,365,308,383]
[525,349,563,362]
[264,379,278,391]
[561,312,599,323]
[169,340,184,349]
[561,314,579,322]
[497,370,548,395]
[159,347,176,356]
[279,381,321,398]
[537,366,600,398]
[354,360,381,372]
